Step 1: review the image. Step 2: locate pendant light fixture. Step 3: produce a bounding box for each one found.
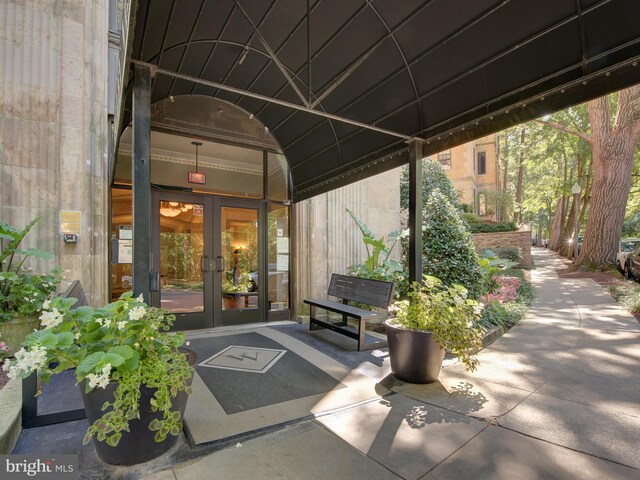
[188,141,206,184]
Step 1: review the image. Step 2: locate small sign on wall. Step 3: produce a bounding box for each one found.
[60,210,81,234]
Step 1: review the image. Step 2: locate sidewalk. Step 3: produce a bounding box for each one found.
[143,248,640,480]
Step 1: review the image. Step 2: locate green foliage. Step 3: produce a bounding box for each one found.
[223,272,252,293]
[0,218,63,322]
[476,268,533,331]
[4,293,193,448]
[608,282,640,314]
[345,209,408,295]
[389,276,483,371]
[422,189,484,298]
[493,247,522,263]
[478,251,519,295]
[400,158,461,212]
[466,221,518,233]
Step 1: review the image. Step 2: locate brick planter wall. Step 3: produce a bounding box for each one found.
[472,230,532,267]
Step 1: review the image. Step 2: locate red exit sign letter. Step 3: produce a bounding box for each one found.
[188,172,206,184]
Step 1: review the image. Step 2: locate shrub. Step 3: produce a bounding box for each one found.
[422,189,483,298]
[494,247,522,262]
[467,221,518,233]
[608,283,640,314]
[400,159,461,212]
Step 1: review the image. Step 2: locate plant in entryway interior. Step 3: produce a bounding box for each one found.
[0,218,63,354]
[386,275,483,384]
[345,208,408,296]
[3,292,196,465]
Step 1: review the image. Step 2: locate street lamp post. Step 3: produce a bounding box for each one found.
[571,182,581,259]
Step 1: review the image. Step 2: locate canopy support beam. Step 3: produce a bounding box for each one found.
[132,63,152,301]
[408,140,423,285]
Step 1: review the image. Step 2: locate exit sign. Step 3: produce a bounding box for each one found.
[188,172,206,184]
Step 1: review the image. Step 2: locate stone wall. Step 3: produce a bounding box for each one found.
[472,230,532,267]
[0,0,109,305]
[293,167,402,319]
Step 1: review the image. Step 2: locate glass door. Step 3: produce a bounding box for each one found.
[214,198,265,326]
[152,192,213,330]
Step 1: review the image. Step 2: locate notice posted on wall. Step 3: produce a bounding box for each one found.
[276,254,289,271]
[119,225,133,240]
[117,240,133,264]
[276,237,289,254]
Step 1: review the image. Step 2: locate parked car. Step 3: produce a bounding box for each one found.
[617,238,640,272]
[623,243,640,280]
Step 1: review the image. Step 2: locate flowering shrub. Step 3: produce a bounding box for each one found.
[3,292,193,447]
[388,275,484,371]
[0,336,9,362]
[0,218,63,322]
[482,276,521,304]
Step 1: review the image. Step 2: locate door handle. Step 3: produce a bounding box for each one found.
[216,256,226,272]
[201,256,210,273]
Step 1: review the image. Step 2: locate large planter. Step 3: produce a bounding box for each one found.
[385,319,445,384]
[80,348,197,466]
[0,314,40,355]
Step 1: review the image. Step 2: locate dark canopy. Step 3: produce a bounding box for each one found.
[124,0,640,201]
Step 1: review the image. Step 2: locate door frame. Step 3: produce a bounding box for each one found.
[151,190,214,331]
[214,196,267,327]
[151,190,268,330]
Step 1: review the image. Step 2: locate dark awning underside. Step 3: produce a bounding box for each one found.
[125,0,640,201]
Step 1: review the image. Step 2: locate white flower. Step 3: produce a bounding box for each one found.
[39,308,64,329]
[136,293,144,302]
[95,318,104,326]
[117,320,127,330]
[129,306,146,321]
[74,332,81,340]
[5,346,49,379]
[86,363,112,389]
[103,319,112,328]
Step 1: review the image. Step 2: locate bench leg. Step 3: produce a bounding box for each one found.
[357,319,366,351]
[309,305,323,331]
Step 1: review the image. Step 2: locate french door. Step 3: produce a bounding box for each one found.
[151,191,265,330]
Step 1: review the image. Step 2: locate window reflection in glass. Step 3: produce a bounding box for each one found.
[159,201,205,313]
[221,207,258,310]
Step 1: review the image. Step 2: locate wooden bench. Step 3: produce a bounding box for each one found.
[304,274,395,351]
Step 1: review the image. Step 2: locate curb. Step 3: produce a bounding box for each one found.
[0,378,22,454]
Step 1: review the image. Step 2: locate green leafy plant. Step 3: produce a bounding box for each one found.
[3,292,193,447]
[478,250,519,294]
[345,208,407,293]
[0,218,62,322]
[421,189,484,298]
[388,275,483,371]
[223,272,253,293]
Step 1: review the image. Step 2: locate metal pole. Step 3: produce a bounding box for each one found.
[132,63,152,300]
[573,192,580,258]
[408,141,423,284]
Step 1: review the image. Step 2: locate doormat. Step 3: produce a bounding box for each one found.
[182,327,389,445]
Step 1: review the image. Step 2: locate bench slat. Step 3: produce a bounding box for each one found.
[304,298,384,319]
[327,274,394,309]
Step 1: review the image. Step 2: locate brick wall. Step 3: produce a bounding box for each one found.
[472,231,532,267]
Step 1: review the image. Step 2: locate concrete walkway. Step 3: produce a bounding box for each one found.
[141,248,640,480]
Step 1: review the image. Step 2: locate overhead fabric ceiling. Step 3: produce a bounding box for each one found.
[125,0,640,201]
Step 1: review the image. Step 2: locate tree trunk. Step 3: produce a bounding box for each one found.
[514,128,526,223]
[501,133,509,221]
[573,87,640,269]
[574,137,637,267]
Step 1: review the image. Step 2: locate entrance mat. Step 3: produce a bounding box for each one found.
[190,333,344,415]
[183,327,389,445]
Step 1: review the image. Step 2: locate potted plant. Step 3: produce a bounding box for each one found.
[0,218,62,354]
[386,275,483,384]
[3,292,195,465]
[223,272,253,309]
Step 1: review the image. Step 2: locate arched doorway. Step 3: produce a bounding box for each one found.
[110,95,291,330]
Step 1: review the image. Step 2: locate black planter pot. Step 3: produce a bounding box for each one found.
[80,348,197,466]
[385,320,445,384]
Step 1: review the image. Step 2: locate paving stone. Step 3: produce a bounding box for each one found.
[422,425,640,480]
[392,374,531,420]
[499,393,640,469]
[168,422,400,480]
[316,395,486,480]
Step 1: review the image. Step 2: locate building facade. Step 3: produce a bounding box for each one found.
[433,134,500,221]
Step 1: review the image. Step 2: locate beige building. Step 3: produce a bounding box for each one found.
[431,134,500,220]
